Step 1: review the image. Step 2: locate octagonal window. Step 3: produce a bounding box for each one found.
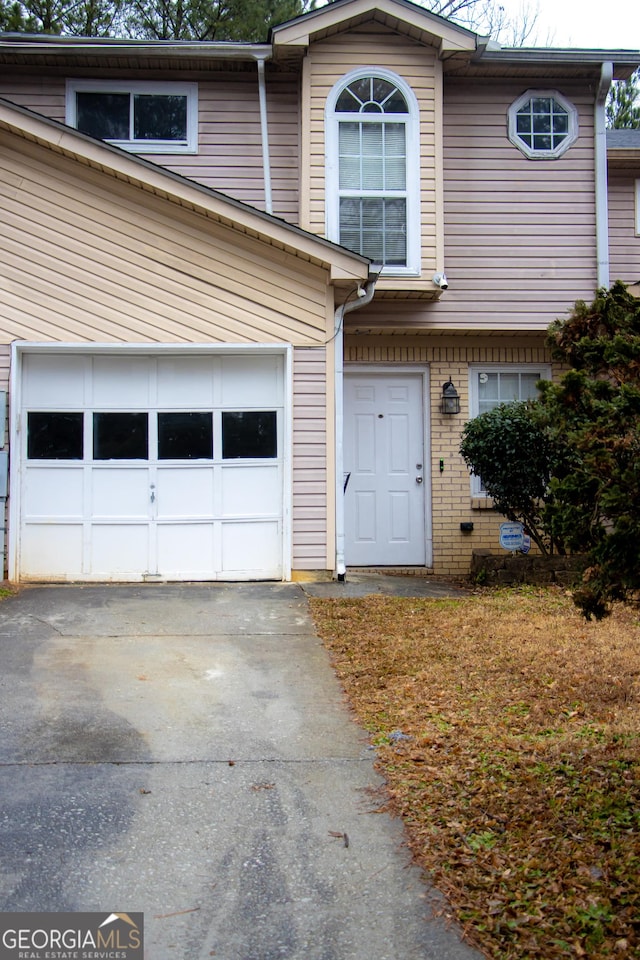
[508,90,578,159]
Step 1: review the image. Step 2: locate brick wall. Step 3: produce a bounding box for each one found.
[344,334,562,576]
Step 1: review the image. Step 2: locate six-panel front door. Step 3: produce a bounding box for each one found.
[344,372,427,566]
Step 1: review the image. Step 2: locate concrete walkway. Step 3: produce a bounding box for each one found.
[0,581,479,960]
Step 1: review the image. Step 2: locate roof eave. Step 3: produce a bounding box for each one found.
[0,35,273,61]
[473,48,640,79]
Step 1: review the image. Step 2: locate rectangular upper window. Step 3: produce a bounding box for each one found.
[66,80,198,154]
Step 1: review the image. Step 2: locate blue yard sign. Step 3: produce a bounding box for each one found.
[499,521,524,552]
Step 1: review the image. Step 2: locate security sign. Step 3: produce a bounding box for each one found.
[499,522,524,552]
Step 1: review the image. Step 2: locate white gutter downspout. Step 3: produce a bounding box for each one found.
[595,61,613,289]
[256,54,273,215]
[334,273,379,581]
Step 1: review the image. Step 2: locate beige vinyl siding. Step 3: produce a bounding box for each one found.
[344,334,556,575]
[0,78,65,121]
[154,73,300,221]
[302,23,441,278]
[440,80,598,330]
[0,72,299,220]
[608,173,640,284]
[293,347,329,568]
[0,130,329,346]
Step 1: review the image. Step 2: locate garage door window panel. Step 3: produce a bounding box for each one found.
[222,412,277,459]
[158,412,213,460]
[27,412,84,460]
[93,413,149,460]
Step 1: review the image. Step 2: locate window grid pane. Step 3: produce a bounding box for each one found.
[134,94,187,141]
[339,197,406,264]
[335,77,408,114]
[76,89,189,144]
[474,371,543,493]
[76,92,130,140]
[334,75,412,269]
[477,371,541,415]
[515,96,569,153]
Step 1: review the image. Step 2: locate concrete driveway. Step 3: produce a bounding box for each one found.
[0,582,480,960]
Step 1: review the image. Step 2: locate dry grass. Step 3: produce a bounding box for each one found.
[309,585,640,959]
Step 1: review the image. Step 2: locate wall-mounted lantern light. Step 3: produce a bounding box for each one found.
[441,378,460,415]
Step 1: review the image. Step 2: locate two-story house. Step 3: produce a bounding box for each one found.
[0,0,639,583]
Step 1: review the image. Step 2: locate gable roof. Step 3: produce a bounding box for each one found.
[271,0,479,58]
[0,97,370,286]
[270,0,640,78]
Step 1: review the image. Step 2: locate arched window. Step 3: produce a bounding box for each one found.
[326,70,420,275]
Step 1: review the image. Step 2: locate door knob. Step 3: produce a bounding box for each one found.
[416,476,423,484]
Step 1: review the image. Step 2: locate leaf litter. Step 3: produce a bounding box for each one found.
[309,586,640,959]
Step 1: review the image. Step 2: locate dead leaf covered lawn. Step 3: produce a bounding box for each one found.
[309,586,640,959]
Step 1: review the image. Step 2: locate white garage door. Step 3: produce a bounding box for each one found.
[16,351,286,582]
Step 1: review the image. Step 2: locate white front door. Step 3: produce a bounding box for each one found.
[344,372,428,566]
[16,351,286,582]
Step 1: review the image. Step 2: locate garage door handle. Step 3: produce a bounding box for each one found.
[150,486,156,503]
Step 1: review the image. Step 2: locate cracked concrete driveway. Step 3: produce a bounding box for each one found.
[0,582,480,960]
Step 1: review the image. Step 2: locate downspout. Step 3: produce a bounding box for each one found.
[595,61,613,289]
[256,54,273,215]
[334,271,380,581]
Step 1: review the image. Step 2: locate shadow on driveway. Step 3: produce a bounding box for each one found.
[0,582,479,960]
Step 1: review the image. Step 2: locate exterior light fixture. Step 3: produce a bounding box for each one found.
[441,378,460,415]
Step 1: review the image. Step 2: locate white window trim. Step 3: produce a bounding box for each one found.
[325,67,421,277]
[66,80,198,155]
[508,89,578,161]
[636,179,640,235]
[468,363,552,497]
